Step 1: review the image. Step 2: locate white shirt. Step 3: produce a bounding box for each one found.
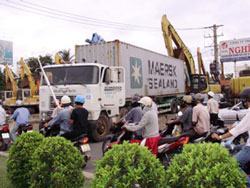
[0,105,6,126]
[230,108,250,146]
[152,102,158,114]
[207,98,219,114]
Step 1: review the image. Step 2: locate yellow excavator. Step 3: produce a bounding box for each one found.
[161,15,207,93]
[55,52,63,64]
[197,48,221,93]
[19,57,39,106]
[3,65,18,106]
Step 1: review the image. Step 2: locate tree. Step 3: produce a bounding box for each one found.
[20,55,53,88]
[58,49,74,64]
[26,55,53,73]
[165,143,246,188]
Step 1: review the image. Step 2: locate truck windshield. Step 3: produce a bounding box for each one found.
[43,66,99,85]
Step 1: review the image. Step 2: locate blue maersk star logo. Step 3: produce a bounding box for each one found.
[130,57,143,88]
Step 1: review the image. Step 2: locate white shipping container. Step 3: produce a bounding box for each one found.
[75,40,186,98]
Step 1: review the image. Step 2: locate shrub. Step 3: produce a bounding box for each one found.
[7,132,44,188]
[93,142,166,188]
[30,136,84,188]
[166,143,246,188]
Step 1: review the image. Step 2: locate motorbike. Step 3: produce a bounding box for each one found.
[17,124,33,134]
[0,123,33,151]
[39,119,60,137]
[157,134,190,167]
[39,120,91,168]
[0,124,11,151]
[71,134,91,168]
[102,122,190,168]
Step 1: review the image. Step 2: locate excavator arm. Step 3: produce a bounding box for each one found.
[161,15,196,75]
[19,58,38,97]
[55,53,63,64]
[4,65,18,99]
[197,48,208,76]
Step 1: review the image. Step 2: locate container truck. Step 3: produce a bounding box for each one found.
[40,40,187,141]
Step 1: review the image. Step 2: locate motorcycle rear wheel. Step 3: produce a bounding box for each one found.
[102,138,112,156]
[0,140,8,151]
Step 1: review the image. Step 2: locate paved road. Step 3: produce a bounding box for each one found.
[84,142,103,174]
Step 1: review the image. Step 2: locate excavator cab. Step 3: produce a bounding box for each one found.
[190,74,208,94]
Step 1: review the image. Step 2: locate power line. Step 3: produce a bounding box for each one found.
[0,0,213,32]
[19,0,159,30]
[1,0,159,31]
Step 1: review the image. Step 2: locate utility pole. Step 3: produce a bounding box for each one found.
[212,24,220,64]
[204,24,223,81]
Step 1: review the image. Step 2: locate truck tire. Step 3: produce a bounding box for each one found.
[170,99,178,113]
[91,113,111,142]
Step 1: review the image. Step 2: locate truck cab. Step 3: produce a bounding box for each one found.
[39,63,125,141]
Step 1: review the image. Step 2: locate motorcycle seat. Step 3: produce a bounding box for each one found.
[71,133,88,142]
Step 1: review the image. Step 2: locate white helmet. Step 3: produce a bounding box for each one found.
[138,96,152,107]
[208,91,215,98]
[16,100,22,106]
[61,95,71,105]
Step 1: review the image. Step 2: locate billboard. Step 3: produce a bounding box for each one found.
[219,38,250,62]
[0,40,13,65]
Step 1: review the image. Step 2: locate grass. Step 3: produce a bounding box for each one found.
[0,156,13,188]
[0,156,92,188]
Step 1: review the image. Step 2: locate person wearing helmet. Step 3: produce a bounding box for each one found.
[122,94,143,138]
[123,96,160,155]
[10,100,30,141]
[51,99,62,118]
[207,91,219,126]
[212,88,250,177]
[47,95,73,135]
[166,95,193,136]
[192,93,210,139]
[62,95,89,140]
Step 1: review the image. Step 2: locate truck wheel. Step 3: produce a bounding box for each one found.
[170,99,178,113]
[91,113,111,142]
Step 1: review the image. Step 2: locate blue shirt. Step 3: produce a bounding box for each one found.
[48,106,72,135]
[125,106,143,136]
[11,107,30,126]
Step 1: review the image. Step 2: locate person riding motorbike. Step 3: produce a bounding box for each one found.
[212,88,250,176]
[51,99,62,118]
[207,91,219,126]
[123,96,160,156]
[10,100,30,141]
[166,95,193,136]
[62,95,89,140]
[46,95,73,135]
[121,94,143,139]
[191,93,210,140]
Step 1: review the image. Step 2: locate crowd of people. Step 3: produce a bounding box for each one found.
[118,91,219,155]
[0,95,89,143]
[1,88,250,181]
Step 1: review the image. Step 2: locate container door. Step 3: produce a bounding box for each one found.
[100,67,125,111]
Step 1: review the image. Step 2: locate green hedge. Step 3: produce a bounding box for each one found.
[93,142,166,188]
[7,132,44,188]
[30,136,84,188]
[166,143,246,188]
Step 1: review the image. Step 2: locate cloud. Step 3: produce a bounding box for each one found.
[0,0,249,74]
